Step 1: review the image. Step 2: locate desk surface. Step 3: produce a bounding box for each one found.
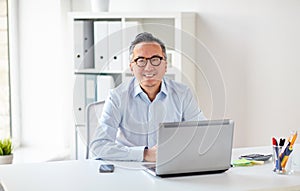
[0,146,300,191]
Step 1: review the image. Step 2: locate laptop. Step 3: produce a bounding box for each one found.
[143,119,234,177]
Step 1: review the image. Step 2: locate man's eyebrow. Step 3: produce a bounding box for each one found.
[133,56,146,61]
[134,54,162,59]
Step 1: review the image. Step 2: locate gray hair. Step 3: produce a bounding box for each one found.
[129,32,167,61]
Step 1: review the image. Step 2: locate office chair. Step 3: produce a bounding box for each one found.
[85,100,105,159]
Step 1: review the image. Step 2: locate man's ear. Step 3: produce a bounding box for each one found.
[130,64,135,75]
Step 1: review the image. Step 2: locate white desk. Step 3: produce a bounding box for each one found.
[0,146,299,191]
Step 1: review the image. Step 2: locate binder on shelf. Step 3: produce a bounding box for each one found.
[74,21,94,70]
[94,21,123,71]
[73,75,86,125]
[73,74,97,125]
[85,75,97,105]
[108,21,123,71]
[96,75,115,101]
[94,21,109,71]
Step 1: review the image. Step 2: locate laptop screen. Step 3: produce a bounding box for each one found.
[154,119,234,176]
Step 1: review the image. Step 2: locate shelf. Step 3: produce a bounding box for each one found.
[68,12,194,20]
[74,69,124,75]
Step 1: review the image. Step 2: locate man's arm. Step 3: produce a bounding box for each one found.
[89,92,145,161]
[90,127,145,161]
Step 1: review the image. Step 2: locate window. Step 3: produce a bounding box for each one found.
[0,0,11,139]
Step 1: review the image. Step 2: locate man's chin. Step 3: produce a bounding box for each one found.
[140,79,160,88]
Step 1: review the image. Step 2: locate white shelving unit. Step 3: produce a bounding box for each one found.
[69,12,197,159]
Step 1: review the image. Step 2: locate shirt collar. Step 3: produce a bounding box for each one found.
[133,78,143,97]
[160,78,168,96]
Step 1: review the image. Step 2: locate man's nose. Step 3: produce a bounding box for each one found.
[144,59,154,70]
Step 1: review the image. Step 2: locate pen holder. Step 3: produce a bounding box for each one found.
[272,145,292,175]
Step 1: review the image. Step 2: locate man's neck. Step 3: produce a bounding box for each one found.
[140,82,162,102]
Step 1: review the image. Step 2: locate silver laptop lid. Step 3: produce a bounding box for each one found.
[156,119,234,176]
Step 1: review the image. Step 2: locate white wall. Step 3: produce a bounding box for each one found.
[196,1,300,147]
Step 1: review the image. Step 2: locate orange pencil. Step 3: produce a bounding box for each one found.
[289,131,298,148]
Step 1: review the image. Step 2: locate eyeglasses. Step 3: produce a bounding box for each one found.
[133,56,164,67]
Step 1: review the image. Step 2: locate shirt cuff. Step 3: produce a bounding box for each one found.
[129,146,146,162]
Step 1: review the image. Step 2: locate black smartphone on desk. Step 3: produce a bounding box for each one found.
[240,154,272,161]
[99,164,115,173]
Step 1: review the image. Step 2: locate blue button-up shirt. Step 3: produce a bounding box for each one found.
[90,77,206,161]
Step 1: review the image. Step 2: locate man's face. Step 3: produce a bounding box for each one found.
[130,42,167,89]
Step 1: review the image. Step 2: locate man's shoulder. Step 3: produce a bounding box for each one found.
[164,78,189,92]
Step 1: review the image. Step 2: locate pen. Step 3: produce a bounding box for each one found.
[279,138,285,147]
[272,137,280,171]
[272,137,278,156]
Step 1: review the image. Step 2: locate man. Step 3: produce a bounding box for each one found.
[90,32,206,162]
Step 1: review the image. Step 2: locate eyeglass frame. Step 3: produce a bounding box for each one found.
[131,55,165,67]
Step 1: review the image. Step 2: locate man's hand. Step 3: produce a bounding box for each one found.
[143,145,157,162]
